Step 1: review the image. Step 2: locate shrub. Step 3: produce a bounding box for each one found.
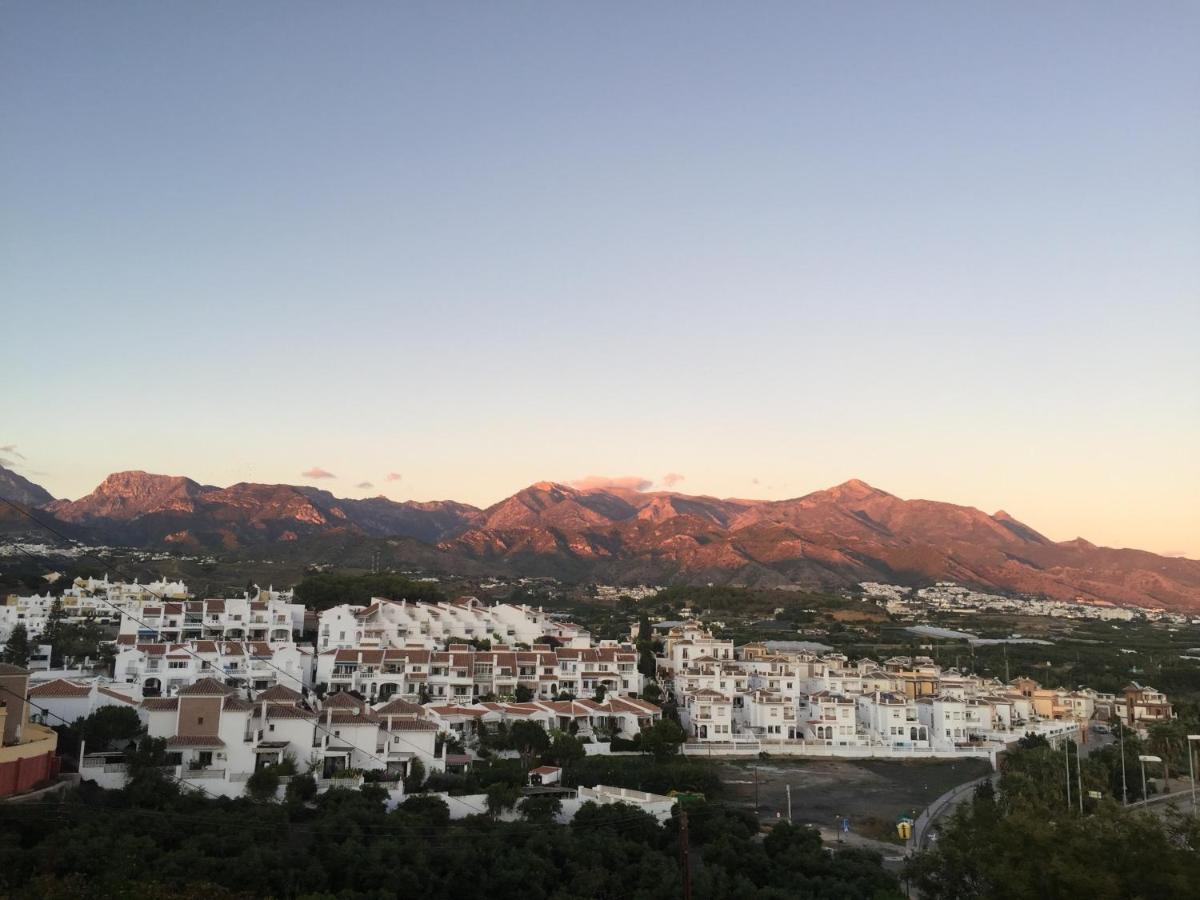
[246,768,280,801]
[285,773,317,804]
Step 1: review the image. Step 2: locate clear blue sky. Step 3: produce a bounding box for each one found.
[3,2,1198,556]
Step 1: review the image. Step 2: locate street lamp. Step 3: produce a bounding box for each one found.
[1187,735,1200,815]
[1138,754,1162,804]
[1116,720,1128,806]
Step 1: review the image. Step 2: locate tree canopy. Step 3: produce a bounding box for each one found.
[293,573,445,611]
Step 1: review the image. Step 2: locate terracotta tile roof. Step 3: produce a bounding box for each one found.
[385,717,438,731]
[177,677,236,696]
[142,698,179,710]
[223,696,256,712]
[375,698,425,716]
[28,678,91,698]
[165,735,225,748]
[530,765,561,775]
[266,704,317,720]
[256,684,303,703]
[323,691,367,710]
[326,709,379,725]
[97,687,140,705]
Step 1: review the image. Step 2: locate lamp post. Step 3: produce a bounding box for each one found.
[1138,754,1162,804]
[1064,738,1072,810]
[1117,720,1128,806]
[1187,735,1200,816]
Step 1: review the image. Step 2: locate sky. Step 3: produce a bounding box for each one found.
[3,2,1198,557]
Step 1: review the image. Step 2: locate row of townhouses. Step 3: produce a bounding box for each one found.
[318,597,592,651]
[317,643,645,704]
[60,677,660,797]
[1,577,301,647]
[114,639,316,696]
[658,622,1174,749]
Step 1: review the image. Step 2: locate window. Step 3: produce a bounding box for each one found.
[197,717,204,725]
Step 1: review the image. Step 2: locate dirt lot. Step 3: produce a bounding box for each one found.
[716,757,992,842]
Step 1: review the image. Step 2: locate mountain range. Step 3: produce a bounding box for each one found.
[2,465,1198,611]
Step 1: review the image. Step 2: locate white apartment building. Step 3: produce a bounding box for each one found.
[916,695,970,749]
[27,677,141,727]
[659,622,735,678]
[317,598,591,652]
[315,644,642,705]
[855,691,930,747]
[117,596,304,645]
[799,692,864,745]
[1,578,301,647]
[679,689,734,741]
[736,690,798,739]
[89,681,445,796]
[114,639,314,697]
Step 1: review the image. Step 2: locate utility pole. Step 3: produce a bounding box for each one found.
[1003,644,1010,684]
[679,810,692,900]
[754,765,759,811]
[1064,739,1072,810]
[1118,721,1128,806]
[786,784,792,823]
[1075,741,1083,815]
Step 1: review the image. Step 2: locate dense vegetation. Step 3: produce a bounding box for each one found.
[0,769,902,899]
[905,738,1200,898]
[293,573,446,611]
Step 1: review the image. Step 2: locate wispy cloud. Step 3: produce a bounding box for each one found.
[0,444,26,469]
[355,481,374,489]
[301,466,336,479]
[661,472,685,488]
[385,472,403,482]
[570,475,653,492]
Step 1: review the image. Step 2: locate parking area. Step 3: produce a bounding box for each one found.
[717,757,993,842]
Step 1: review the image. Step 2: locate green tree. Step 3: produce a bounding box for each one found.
[1,622,31,667]
[485,782,520,819]
[78,705,143,751]
[38,598,68,665]
[403,757,427,794]
[547,732,586,766]
[513,684,535,703]
[246,767,281,801]
[510,721,551,766]
[285,772,317,804]
[639,718,687,760]
[518,793,562,824]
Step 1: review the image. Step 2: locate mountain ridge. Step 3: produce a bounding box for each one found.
[3,465,1197,611]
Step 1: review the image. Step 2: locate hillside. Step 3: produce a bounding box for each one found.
[11,469,1200,611]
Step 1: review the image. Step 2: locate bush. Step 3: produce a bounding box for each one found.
[403,758,426,794]
[397,794,450,826]
[285,772,317,804]
[246,768,280,801]
[518,794,562,824]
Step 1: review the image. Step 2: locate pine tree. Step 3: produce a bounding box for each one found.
[1,622,31,668]
[39,598,68,667]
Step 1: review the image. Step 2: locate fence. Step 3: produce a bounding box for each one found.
[682,740,998,765]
